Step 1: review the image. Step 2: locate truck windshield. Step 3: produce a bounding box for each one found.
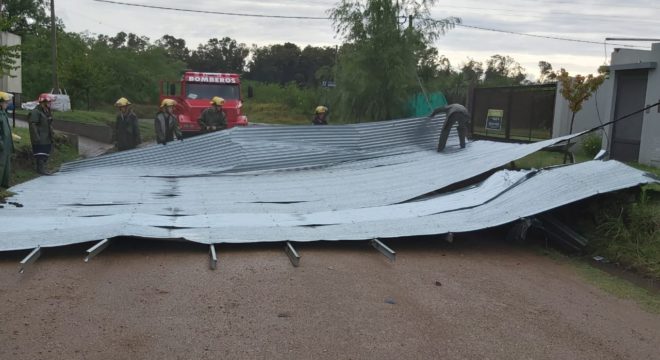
[186,83,240,100]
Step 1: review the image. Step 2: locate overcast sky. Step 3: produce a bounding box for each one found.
[58,0,660,79]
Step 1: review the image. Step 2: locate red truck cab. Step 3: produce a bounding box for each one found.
[160,71,248,136]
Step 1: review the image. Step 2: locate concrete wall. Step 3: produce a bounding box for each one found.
[553,42,660,166]
[637,43,660,167]
[0,32,22,94]
[552,77,614,143]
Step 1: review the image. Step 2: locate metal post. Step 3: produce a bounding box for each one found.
[370,238,396,262]
[285,241,300,267]
[50,0,59,93]
[209,244,217,270]
[84,239,110,262]
[19,247,42,273]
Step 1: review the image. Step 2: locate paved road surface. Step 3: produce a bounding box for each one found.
[13,119,114,158]
[1,237,658,360]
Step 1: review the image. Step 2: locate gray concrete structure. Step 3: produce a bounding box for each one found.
[0,32,21,94]
[553,42,660,166]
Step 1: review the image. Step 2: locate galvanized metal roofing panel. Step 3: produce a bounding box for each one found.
[1,115,654,251]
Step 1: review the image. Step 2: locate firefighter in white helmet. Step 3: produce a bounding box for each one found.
[198,96,227,133]
[0,91,14,187]
[312,105,328,125]
[155,98,183,145]
[114,97,141,151]
[28,93,56,175]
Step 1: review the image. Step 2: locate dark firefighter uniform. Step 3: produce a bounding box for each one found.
[198,107,227,132]
[114,97,141,151]
[154,99,182,145]
[0,93,14,188]
[28,96,55,175]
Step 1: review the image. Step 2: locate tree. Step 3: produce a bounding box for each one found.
[188,37,249,73]
[329,0,459,122]
[247,42,302,84]
[538,61,556,83]
[483,54,526,86]
[0,0,49,35]
[556,68,605,161]
[156,35,190,63]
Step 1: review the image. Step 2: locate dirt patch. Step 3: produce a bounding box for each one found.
[1,237,659,360]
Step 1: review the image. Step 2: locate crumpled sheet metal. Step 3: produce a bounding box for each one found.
[1,116,654,251]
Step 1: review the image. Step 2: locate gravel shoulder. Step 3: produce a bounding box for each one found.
[1,237,659,360]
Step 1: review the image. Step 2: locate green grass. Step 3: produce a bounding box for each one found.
[3,127,80,195]
[243,102,310,125]
[540,248,660,314]
[513,150,660,280]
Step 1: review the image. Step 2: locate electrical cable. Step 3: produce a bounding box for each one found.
[452,23,649,49]
[92,0,329,19]
[92,0,652,49]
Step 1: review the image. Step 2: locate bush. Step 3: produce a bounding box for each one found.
[581,133,602,158]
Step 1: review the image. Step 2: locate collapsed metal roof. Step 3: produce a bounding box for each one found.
[1,115,656,251]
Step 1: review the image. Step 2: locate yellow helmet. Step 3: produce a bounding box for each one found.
[115,97,131,107]
[210,96,225,106]
[160,98,176,107]
[0,91,14,102]
[315,106,328,114]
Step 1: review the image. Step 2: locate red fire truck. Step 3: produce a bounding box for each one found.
[159,71,249,136]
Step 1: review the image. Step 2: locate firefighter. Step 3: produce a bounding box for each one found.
[431,103,471,152]
[198,96,227,132]
[0,91,14,188]
[312,106,329,125]
[28,94,55,175]
[155,98,183,145]
[114,97,141,151]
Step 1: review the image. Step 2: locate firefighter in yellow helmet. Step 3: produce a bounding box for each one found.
[0,91,14,188]
[312,105,328,125]
[198,96,227,133]
[154,98,182,145]
[114,97,141,151]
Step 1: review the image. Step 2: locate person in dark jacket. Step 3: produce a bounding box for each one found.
[114,97,141,151]
[312,106,329,125]
[28,94,55,175]
[154,98,182,145]
[198,96,227,132]
[430,103,471,152]
[0,91,14,188]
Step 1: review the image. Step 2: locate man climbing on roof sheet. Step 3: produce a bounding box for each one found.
[430,104,471,152]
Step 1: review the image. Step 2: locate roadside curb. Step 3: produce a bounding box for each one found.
[13,112,113,144]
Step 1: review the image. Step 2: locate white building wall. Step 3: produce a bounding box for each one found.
[637,43,660,167]
[0,32,22,94]
[553,43,660,166]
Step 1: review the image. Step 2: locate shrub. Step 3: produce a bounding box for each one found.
[581,133,602,158]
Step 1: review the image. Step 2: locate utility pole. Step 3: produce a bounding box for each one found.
[50,0,59,93]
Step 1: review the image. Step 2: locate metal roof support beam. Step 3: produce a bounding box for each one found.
[19,246,42,273]
[84,239,111,262]
[370,238,396,262]
[285,241,300,267]
[209,244,217,270]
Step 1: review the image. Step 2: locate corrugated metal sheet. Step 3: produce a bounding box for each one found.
[0,115,655,251]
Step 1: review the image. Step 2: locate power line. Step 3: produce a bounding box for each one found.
[454,23,650,49]
[92,0,652,49]
[92,0,328,19]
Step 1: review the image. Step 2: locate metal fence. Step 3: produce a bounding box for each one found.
[470,84,557,142]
